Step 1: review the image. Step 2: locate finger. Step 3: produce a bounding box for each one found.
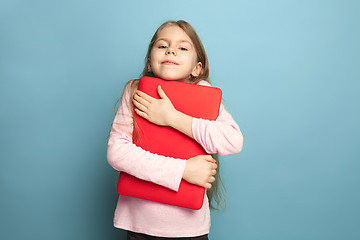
[211,163,218,170]
[204,155,215,163]
[157,85,169,99]
[204,182,212,189]
[134,93,151,107]
[211,169,217,176]
[134,108,148,119]
[136,90,155,102]
[209,176,216,183]
[133,98,148,112]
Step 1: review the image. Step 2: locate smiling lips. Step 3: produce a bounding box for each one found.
[162,60,179,65]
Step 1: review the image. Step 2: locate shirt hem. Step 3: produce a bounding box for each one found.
[114,222,210,238]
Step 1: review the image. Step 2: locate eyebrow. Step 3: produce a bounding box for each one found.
[155,38,192,45]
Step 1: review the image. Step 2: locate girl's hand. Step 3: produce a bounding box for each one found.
[182,155,217,189]
[133,85,177,126]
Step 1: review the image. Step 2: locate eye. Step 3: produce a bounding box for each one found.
[179,47,188,51]
[159,45,167,49]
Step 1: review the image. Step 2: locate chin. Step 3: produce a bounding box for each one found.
[157,74,183,81]
[162,77,181,81]
[157,74,187,81]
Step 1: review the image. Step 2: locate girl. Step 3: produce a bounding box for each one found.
[107,20,243,240]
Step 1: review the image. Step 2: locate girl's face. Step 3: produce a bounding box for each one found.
[149,25,202,82]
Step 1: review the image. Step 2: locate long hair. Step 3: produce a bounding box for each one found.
[115,20,226,210]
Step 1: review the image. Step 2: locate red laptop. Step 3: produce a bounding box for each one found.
[117,76,222,210]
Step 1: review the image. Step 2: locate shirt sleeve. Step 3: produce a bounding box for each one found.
[192,81,244,156]
[107,81,186,192]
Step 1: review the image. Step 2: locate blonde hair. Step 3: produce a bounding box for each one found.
[116,20,225,210]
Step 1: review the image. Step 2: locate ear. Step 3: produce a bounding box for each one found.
[191,62,202,77]
[147,58,152,72]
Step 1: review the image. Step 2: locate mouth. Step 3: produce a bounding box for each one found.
[161,60,179,65]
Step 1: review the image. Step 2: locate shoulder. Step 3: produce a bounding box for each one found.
[122,79,139,96]
[124,79,139,91]
[196,80,212,87]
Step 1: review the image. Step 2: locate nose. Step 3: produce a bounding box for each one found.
[165,48,176,56]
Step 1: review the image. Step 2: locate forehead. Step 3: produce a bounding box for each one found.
[156,25,193,44]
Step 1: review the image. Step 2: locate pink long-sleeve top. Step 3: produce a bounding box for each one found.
[107,80,243,238]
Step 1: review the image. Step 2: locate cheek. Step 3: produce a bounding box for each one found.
[150,52,163,66]
[189,56,199,70]
[190,52,198,64]
[149,51,158,68]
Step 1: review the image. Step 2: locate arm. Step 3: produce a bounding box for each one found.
[125,82,217,188]
[108,81,217,190]
[133,81,243,156]
[192,80,243,156]
[107,82,186,191]
[192,103,243,156]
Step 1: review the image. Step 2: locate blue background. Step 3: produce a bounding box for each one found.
[1,0,359,239]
